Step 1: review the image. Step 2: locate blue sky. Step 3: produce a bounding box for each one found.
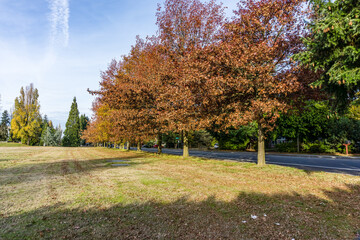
[0,0,238,128]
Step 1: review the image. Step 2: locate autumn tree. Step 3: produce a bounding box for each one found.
[155,0,225,157]
[10,84,42,145]
[122,37,172,154]
[63,97,81,147]
[297,0,360,110]
[86,60,136,147]
[86,37,169,152]
[189,0,311,165]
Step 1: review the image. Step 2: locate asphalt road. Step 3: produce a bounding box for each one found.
[140,147,360,176]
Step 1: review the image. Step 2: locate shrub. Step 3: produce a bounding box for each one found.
[302,141,335,154]
[275,142,297,152]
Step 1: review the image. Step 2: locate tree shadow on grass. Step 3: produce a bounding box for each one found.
[1,184,360,240]
[302,167,360,176]
[0,156,152,186]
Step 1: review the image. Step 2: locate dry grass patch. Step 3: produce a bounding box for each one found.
[0,146,359,239]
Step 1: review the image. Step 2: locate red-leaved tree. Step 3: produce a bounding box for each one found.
[187,0,311,165]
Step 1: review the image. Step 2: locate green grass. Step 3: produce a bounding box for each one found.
[0,142,27,147]
[0,147,360,239]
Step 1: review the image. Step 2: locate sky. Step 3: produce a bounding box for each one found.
[0,0,239,129]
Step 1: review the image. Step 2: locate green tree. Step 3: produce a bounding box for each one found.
[40,119,61,146]
[10,84,42,145]
[79,114,89,132]
[54,125,63,146]
[209,123,258,151]
[297,0,360,110]
[79,114,89,146]
[273,101,330,152]
[0,110,10,141]
[40,115,49,146]
[63,97,81,147]
[188,130,215,149]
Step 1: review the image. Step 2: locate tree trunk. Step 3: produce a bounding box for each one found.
[137,142,141,151]
[120,142,124,150]
[126,141,130,151]
[257,124,266,166]
[183,131,189,158]
[157,133,162,154]
[297,133,300,153]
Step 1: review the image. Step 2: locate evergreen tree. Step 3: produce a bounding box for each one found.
[0,110,10,141]
[297,0,360,110]
[79,114,89,145]
[10,84,42,145]
[79,114,89,132]
[63,97,81,147]
[40,119,57,146]
[40,115,48,146]
[54,125,63,146]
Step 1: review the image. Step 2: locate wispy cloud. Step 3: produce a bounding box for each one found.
[49,0,69,47]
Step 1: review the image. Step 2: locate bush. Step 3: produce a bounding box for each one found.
[220,139,250,150]
[302,141,335,154]
[275,142,297,152]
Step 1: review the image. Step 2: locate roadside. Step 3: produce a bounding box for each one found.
[144,147,360,160]
[141,147,360,176]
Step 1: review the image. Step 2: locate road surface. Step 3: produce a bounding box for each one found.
[139,147,360,176]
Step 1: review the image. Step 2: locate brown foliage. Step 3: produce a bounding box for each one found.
[185,0,312,132]
[84,0,320,162]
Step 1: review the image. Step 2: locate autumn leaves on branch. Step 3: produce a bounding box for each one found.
[83,0,316,165]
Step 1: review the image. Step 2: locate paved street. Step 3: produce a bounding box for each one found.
[140,147,360,176]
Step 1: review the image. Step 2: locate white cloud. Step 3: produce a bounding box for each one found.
[49,0,70,47]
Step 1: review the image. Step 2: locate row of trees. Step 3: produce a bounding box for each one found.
[83,0,322,166]
[84,0,359,164]
[5,84,89,147]
[209,100,360,153]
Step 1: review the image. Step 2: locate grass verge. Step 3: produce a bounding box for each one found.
[0,147,359,239]
[0,142,27,147]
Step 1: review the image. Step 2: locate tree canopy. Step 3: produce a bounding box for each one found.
[83,0,320,165]
[297,0,360,109]
[63,97,81,147]
[10,84,42,145]
[0,110,10,141]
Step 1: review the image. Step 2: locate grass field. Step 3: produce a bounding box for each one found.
[1,146,360,239]
[0,142,27,147]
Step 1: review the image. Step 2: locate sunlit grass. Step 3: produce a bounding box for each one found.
[0,147,359,239]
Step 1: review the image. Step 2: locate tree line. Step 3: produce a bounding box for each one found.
[83,0,360,164]
[1,84,89,147]
[82,0,314,166]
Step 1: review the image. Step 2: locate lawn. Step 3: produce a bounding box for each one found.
[0,146,359,239]
[0,142,27,147]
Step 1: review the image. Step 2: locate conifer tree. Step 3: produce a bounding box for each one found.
[63,97,81,147]
[79,114,89,145]
[54,125,63,146]
[0,110,10,141]
[297,0,360,110]
[40,119,59,146]
[79,114,89,132]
